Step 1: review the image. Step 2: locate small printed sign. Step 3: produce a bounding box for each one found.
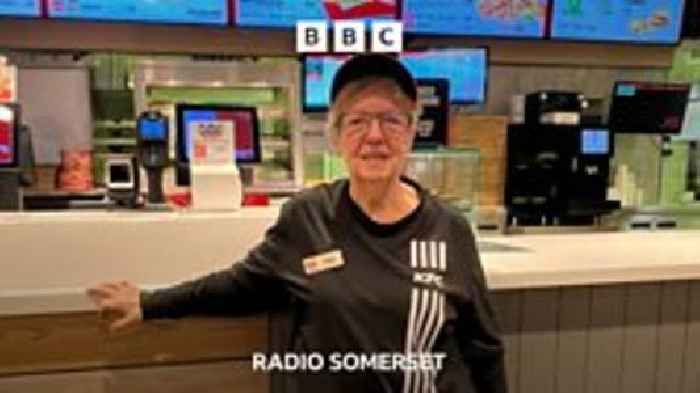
[190,120,235,166]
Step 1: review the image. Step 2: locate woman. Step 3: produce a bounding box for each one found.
[87,54,506,393]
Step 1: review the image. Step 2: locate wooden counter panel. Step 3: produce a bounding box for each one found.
[0,361,267,393]
[0,312,267,376]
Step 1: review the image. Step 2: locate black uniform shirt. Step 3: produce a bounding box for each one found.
[142,178,507,393]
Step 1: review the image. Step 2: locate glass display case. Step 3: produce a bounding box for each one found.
[302,143,481,223]
[405,148,481,223]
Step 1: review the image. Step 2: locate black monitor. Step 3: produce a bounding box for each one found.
[0,103,19,168]
[175,104,262,186]
[609,81,690,134]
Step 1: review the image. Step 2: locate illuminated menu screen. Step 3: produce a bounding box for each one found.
[402,0,547,38]
[303,49,488,111]
[0,0,41,17]
[0,106,15,166]
[236,0,398,28]
[47,0,228,25]
[551,0,685,43]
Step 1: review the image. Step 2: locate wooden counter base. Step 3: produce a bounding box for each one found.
[2,280,699,393]
[0,314,268,393]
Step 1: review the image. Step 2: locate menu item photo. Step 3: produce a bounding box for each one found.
[550,0,685,43]
[47,0,228,25]
[236,0,397,28]
[402,0,547,38]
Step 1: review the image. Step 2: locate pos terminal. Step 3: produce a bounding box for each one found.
[136,111,170,210]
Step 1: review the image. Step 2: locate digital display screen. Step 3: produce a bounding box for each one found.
[138,118,168,142]
[551,0,685,43]
[304,55,348,112]
[179,108,258,162]
[401,49,488,104]
[610,82,690,134]
[0,0,41,17]
[678,84,700,141]
[303,49,488,110]
[402,0,547,38]
[109,163,132,183]
[0,105,16,166]
[581,129,610,155]
[47,0,228,25]
[235,0,398,28]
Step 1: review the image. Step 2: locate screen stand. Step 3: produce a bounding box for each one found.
[142,167,170,212]
[657,135,673,205]
[190,165,242,211]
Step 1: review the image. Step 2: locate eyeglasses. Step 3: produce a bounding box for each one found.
[337,111,414,138]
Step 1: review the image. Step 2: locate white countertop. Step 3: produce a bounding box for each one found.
[479,230,700,290]
[0,207,281,223]
[0,209,698,315]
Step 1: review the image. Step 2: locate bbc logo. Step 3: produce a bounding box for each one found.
[297,21,403,53]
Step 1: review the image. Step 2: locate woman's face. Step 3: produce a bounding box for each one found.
[334,85,416,184]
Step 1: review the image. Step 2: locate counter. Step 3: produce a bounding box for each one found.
[0,209,698,315]
[0,208,279,315]
[1,210,698,393]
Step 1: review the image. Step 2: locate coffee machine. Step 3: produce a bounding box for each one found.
[506,91,620,226]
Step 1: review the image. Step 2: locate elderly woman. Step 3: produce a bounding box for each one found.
[87,54,506,393]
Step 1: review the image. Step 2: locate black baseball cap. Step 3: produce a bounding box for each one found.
[330,54,417,105]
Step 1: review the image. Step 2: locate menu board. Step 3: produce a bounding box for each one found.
[236,0,398,28]
[551,0,685,43]
[304,55,346,111]
[47,0,228,25]
[0,0,40,17]
[303,49,488,111]
[401,49,488,104]
[402,0,547,38]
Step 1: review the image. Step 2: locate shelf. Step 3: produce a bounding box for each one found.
[94,120,136,129]
[93,138,137,147]
[23,189,107,197]
[261,138,290,149]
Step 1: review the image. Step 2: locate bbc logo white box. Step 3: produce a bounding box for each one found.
[333,21,365,53]
[372,21,402,53]
[297,21,329,53]
[297,21,403,53]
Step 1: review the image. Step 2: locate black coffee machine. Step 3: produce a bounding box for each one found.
[506,91,621,226]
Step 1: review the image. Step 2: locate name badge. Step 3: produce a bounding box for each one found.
[303,250,344,275]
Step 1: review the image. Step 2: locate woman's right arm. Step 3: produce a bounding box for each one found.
[87,202,299,332]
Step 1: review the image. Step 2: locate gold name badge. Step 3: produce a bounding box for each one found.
[303,250,345,275]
